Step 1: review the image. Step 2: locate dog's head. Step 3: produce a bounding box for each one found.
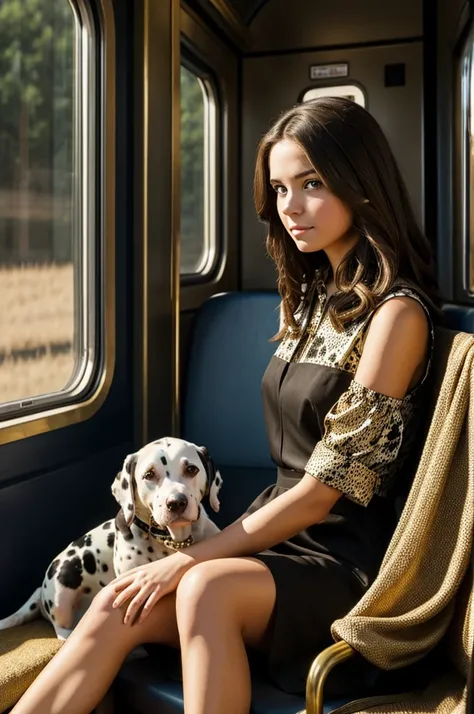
[111,438,222,532]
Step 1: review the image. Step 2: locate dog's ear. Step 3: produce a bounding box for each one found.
[196,446,222,513]
[111,453,138,526]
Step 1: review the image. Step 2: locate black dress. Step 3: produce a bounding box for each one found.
[247,274,434,694]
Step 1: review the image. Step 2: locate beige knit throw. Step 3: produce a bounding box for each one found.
[329,328,474,714]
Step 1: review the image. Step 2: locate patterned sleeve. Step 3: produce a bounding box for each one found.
[305,381,405,507]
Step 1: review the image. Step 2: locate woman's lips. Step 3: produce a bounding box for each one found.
[290,226,313,237]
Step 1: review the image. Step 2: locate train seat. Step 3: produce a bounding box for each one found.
[115,654,351,714]
[0,620,61,714]
[441,303,474,332]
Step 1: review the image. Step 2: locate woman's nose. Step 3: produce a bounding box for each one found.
[281,192,303,216]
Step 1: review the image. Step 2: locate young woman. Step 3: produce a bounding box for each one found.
[11,97,439,714]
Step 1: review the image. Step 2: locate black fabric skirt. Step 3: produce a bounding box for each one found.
[247,472,370,695]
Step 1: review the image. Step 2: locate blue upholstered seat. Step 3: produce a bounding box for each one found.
[442,303,474,332]
[116,657,350,714]
[181,291,282,528]
[114,292,474,714]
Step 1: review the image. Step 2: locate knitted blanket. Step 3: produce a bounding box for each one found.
[330,327,474,713]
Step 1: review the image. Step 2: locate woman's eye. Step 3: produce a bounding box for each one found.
[143,469,155,480]
[185,464,199,477]
[272,184,287,195]
[305,179,323,190]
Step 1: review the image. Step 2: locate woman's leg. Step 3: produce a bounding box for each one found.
[176,557,276,714]
[12,557,277,714]
[10,586,180,714]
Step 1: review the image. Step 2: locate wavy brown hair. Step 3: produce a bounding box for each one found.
[254,97,441,338]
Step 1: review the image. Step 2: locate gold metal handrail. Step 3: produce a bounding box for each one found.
[304,640,356,714]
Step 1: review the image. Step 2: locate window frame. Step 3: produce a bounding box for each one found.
[458,29,474,296]
[179,47,222,284]
[0,0,115,445]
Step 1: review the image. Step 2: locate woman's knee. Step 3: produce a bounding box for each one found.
[176,562,232,625]
[178,559,233,600]
[176,559,276,646]
[176,560,266,636]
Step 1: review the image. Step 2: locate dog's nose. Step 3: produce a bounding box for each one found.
[166,493,188,513]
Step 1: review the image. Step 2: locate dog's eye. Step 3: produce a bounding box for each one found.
[185,464,199,477]
[143,469,155,480]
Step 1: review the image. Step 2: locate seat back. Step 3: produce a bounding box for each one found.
[442,304,474,332]
[182,292,281,527]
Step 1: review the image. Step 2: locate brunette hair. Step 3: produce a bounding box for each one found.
[253,97,441,337]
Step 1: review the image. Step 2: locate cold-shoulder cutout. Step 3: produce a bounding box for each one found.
[355,291,431,399]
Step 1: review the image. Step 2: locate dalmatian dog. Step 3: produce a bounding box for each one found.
[0,437,222,640]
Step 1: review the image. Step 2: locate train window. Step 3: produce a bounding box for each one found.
[180,62,217,276]
[302,85,366,107]
[0,1,98,416]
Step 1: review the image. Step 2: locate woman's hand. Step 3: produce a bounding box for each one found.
[110,552,193,625]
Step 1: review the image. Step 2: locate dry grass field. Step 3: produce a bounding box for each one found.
[0,264,75,403]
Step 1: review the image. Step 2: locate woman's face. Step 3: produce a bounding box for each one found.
[268,139,357,260]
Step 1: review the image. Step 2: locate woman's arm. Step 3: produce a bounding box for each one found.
[220,473,340,555]
[185,474,340,564]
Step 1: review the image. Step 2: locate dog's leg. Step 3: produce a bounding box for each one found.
[52,587,84,632]
[54,626,74,641]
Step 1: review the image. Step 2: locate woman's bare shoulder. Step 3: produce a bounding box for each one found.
[354,295,429,399]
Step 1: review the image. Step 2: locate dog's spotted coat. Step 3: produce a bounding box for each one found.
[0,438,222,639]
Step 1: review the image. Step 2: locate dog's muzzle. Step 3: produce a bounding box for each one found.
[166,493,188,514]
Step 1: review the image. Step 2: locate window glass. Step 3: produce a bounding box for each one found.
[302,85,366,107]
[0,1,94,413]
[180,63,215,276]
